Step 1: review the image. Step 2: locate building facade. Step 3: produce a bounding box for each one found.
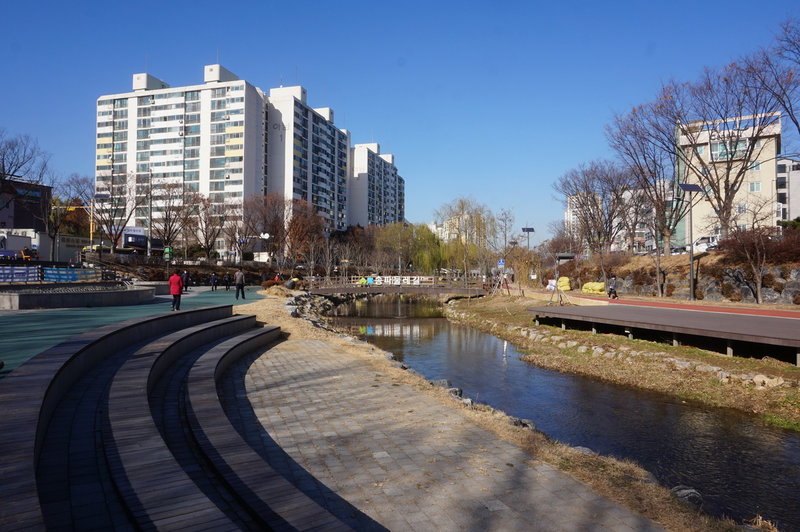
[96,66,405,249]
[776,157,800,221]
[95,65,266,253]
[265,86,350,232]
[676,114,782,241]
[348,143,404,227]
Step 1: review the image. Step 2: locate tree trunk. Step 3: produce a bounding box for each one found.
[655,251,664,297]
[661,231,672,256]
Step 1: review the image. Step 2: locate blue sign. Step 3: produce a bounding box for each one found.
[498,258,505,267]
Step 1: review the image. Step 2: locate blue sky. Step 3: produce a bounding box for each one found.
[4,1,800,244]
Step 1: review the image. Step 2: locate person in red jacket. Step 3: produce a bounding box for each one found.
[169,271,184,311]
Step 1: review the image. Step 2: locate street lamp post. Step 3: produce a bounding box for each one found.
[678,183,703,301]
[147,169,153,257]
[522,227,534,289]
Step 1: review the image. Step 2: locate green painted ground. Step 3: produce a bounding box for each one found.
[0,286,264,380]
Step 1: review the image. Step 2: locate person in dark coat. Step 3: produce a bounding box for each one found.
[234,267,246,300]
[607,275,618,299]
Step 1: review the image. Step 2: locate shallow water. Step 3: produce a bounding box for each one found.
[330,297,800,530]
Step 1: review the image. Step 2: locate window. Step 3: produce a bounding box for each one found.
[749,161,760,171]
[736,203,748,214]
[777,176,787,188]
[778,192,787,204]
[710,140,747,161]
[777,164,787,173]
[749,182,761,192]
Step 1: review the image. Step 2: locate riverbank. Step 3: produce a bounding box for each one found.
[445,293,800,434]
[239,287,771,531]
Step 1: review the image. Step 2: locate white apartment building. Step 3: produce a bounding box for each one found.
[95,65,266,252]
[348,143,405,227]
[676,113,782,241]
[97,66,406,249]
[777,157,800,221]
[266,86,350,232]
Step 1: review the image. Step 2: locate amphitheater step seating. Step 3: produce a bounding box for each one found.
[0,305,352,531]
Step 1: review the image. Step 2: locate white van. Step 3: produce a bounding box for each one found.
[686,235,719,253]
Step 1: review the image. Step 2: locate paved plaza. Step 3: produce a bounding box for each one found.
[0,286,263,379]
[229,339,663,531]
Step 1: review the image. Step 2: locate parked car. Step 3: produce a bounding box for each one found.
[686,235,719,253]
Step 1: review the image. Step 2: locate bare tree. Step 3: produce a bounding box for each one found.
[436,196,495,284]
[0,130,51,210]
[607,91,689,255]
[496,208,515,252]
[719,198,777,303]
[743,20,800,147]
[546,220,583,256]
[554,159,631,281]
[222,206,244,264]
[150,182,197,249]
[193,195,227,259]
[242,194,289,268]
[666,64,780,239]
[375,223,414,274]
[285,200,325,274]
[93,172,146,253]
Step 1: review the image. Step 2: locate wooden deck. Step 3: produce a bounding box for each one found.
[528,304,800,365]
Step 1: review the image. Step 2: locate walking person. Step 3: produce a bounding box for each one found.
[223,272,230,291]
[169,270,184,311]
[210,272,218,291]
[607,275,618,300]
[182,270,190,293]
[234,267,246,300]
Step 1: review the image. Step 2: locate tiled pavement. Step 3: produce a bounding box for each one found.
[229,339,664,532]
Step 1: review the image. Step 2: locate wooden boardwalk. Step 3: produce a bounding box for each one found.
[528,304,800,365]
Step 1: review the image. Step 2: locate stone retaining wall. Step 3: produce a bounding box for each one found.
[616,266,800,304]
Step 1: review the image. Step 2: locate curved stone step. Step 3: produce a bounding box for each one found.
[104,314,257,530]
[0,305,233,530]
[186,327,353,531]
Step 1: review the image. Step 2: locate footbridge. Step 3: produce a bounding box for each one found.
[310,275,486,297]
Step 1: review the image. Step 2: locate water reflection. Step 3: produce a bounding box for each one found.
[330,297,800,530]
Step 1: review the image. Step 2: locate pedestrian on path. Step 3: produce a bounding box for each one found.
[210,272,218,291]
[182,270,190,293]
[169,271,184,311]
[223,272,230,291]
[234,267,246,300]
[607,275,618,299]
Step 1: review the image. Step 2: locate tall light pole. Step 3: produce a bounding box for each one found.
[147,168,153,257]
[679,183,703,301]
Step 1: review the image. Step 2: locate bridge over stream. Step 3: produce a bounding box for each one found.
[310,275,486,297]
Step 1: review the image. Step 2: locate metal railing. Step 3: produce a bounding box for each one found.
[0,265,106,284]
